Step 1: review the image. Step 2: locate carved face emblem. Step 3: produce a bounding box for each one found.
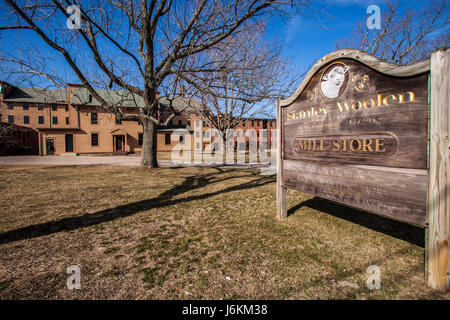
[320,64,349,99]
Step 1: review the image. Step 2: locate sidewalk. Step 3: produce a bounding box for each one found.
[0,155,274,171]
[0,155,141,166]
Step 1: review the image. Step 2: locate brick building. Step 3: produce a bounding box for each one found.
[0,82,275,156]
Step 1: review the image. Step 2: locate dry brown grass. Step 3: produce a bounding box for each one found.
[156,151,271,163]
[0,165,448,300]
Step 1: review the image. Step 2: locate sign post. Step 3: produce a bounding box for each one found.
[276,48,449,292]
[276,98,287,219]
[426,48,449,292]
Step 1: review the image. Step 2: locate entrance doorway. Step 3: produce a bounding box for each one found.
[113,135,125,151]
[65,134,73,152]
[46,139,54,155]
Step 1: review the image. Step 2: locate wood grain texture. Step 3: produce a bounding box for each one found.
[426,48,450,292]
[276,99,287,219]
[282,59,429,169]
[281,49,430,107]
[282,159,427,227]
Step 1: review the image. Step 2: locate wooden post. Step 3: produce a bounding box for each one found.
[276,98,287,219]
[426,47,450,292]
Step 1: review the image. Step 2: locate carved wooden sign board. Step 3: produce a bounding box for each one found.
[276,49,449,292]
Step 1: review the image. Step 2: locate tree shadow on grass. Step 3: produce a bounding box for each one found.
[288,197,425,248]
[0,169,274,245]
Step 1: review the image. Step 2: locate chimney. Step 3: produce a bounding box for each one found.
[66,83,85,105]
[0,81,13,98]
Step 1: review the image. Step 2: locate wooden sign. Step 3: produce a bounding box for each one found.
[276,48,449,292]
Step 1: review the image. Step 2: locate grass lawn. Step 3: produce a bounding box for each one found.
[156,150,273,164]
[0,165,448,300]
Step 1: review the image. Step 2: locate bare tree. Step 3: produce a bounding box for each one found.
[336,0,449,64]
[177,22,299,140]
[0,0,311,167]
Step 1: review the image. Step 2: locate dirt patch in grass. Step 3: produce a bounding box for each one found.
[0,165,448,300]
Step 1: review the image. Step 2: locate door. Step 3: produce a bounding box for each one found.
[65,134,73,152]
[46,139,54,155]
[114,135,124,151]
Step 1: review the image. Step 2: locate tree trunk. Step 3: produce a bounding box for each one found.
[141,118,158,168]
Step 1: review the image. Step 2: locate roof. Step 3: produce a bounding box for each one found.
[2,84,202,112]
[2,86,68,104]
[110,128,128,135]
[70,87,143,108]
[157,124,194,132]
[0,122,35,131]
[36,127,81,131]
[159,96,202,112]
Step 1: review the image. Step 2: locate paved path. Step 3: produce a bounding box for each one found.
[0,156,274,172]
[0,155,142,166]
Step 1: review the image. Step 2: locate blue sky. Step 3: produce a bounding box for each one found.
[264,0,431,78]
[0,0,441,92]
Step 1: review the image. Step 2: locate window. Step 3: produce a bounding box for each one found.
[66,117,69,125]
[196,143,200,149]
[23,104,29,110]
[91,133,99,146]
[195,120,200,127]
[91,112,98,124]
[242,120,246,126]
[115,116,122,125]
[165,133,171,145]
[251,120,255,126]
[179,134,184,145]
[138,133,143,146]
[52,105,57,111]
[7,104,13,110]
[257,120,260,126]
[236,131,240,137]
[38,116,44,124]
[52,116,58,124]
[8,115,14,124]
[65,106,69,112]
[196,132,199,138]
[23,116,29,124]
[187,120,191,126]
[178,120,182,125]
[37,105,43,110]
